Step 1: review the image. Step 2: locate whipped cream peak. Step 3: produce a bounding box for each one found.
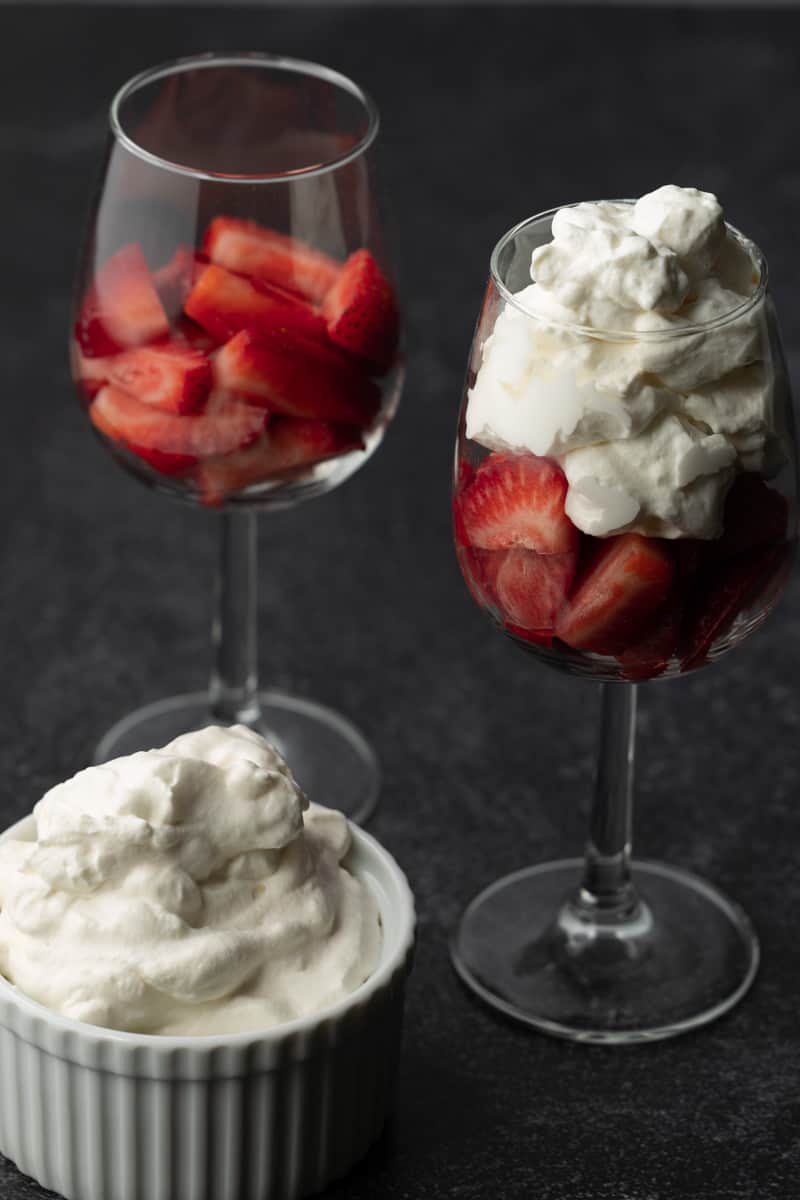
[466,185,781,539]
[533,200,691,324]
[0,726,381,1035]
[631,185,725,280]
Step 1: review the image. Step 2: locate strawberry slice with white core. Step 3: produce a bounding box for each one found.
[203,218,341,304]
[322,249,398,372]
[195,418,364,505]
[458,453,579,556]
[76,244,170,356]
[213,328,381,426]
[184,264,327,344]
[106,342,211,414]
[154,246,207,317]
[485,547,577,631]
[555,533,675,655]
[89,386,267,475]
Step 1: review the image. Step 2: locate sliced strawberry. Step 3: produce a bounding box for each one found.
[154,245,207,317]
[173,316,221,353]
[617,541,705,680]
[89,386,267,475]
[484,547,577,631]
[72,343,114,398]
[456,453,579,556]
[194,418,364,506]
[212,328,380,426]
[76,244,169,356]
[104,341,211,415]
[454,542,496,611]
[618,600,683,681]
[681,544,791,671]
[203,218,341,304]
[555,533,675,655]
[715,474,789,560]
[322,249,398,372]
[184,264,327,344]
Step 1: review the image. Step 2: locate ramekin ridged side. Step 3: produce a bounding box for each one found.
[0,818,415,1200]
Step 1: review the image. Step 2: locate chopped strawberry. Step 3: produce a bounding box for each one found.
[203,218,341,304]
[76,244,169,356]
[153,246,207,317]
[716,474,789,560]
[173,316,221,353]
[484,547,577,631]
[322,249,398,372]
[104,341,211,414]
[212,328,380,426]
[681,545,791,671]
[456,453,579,556]
[89,386,267,475]
[618,599,683,681]
[184,264,327,344]
[454,542,496,610]
[72,343,114,398]
[617,541,704,679]
[555,533,675,655]
[194,418,364,505]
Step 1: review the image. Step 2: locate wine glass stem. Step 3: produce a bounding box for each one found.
[581,682,638,912]
[209,510,262,726]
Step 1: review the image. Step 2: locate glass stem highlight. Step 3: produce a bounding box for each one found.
[209,510,262,726]
[580,682,638,915]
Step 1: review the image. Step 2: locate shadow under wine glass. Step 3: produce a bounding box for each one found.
[71,53,404,823]
[451,204,797,1041]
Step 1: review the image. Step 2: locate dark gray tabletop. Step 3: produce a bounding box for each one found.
[2,4,800,1198]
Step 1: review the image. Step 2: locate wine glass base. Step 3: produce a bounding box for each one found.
[451,858,759,1044]
[94,690,380,825]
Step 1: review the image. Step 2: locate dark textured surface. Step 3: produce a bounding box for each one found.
[1,5,800,1199]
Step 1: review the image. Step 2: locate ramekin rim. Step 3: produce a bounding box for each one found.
[0,816,415,1052]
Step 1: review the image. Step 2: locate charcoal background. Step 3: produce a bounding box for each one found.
[2,5,800,1199]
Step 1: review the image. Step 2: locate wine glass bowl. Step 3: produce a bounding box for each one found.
[453,209,797,685]
[70,54,404,822]
[71,54,402,513]
[450,198,798,1041]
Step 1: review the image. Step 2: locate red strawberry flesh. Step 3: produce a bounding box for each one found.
[457,452,579,556]
[76,244,169,356]
[185,264,328,345]
[105,341,212,414]
[89,385,267,474]
[195,418,364,505]
[154,246,207,318]
[485,547,577,631]
[322,249,398,372]
[555,533,675,655]
[203,217,341,304]
[213,328,380,426]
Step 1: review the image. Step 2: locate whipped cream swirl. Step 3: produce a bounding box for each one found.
[0,726,382,1036]
[466,185,783,538]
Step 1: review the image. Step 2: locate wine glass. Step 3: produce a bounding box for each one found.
[451,203,797,1041]
[70,53,403,823]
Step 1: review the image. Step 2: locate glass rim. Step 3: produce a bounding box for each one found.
[489,200,769,342]
[109,51,380,183]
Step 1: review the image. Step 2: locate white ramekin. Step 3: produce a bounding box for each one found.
[0,816,415,1200]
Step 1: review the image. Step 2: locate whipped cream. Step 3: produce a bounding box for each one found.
[0,726,382,1036]
[466,185,782,538]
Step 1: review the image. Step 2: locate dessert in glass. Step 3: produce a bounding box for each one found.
[451,186,797,1041]
[0,726,415,1199]
[70,53,403,823]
